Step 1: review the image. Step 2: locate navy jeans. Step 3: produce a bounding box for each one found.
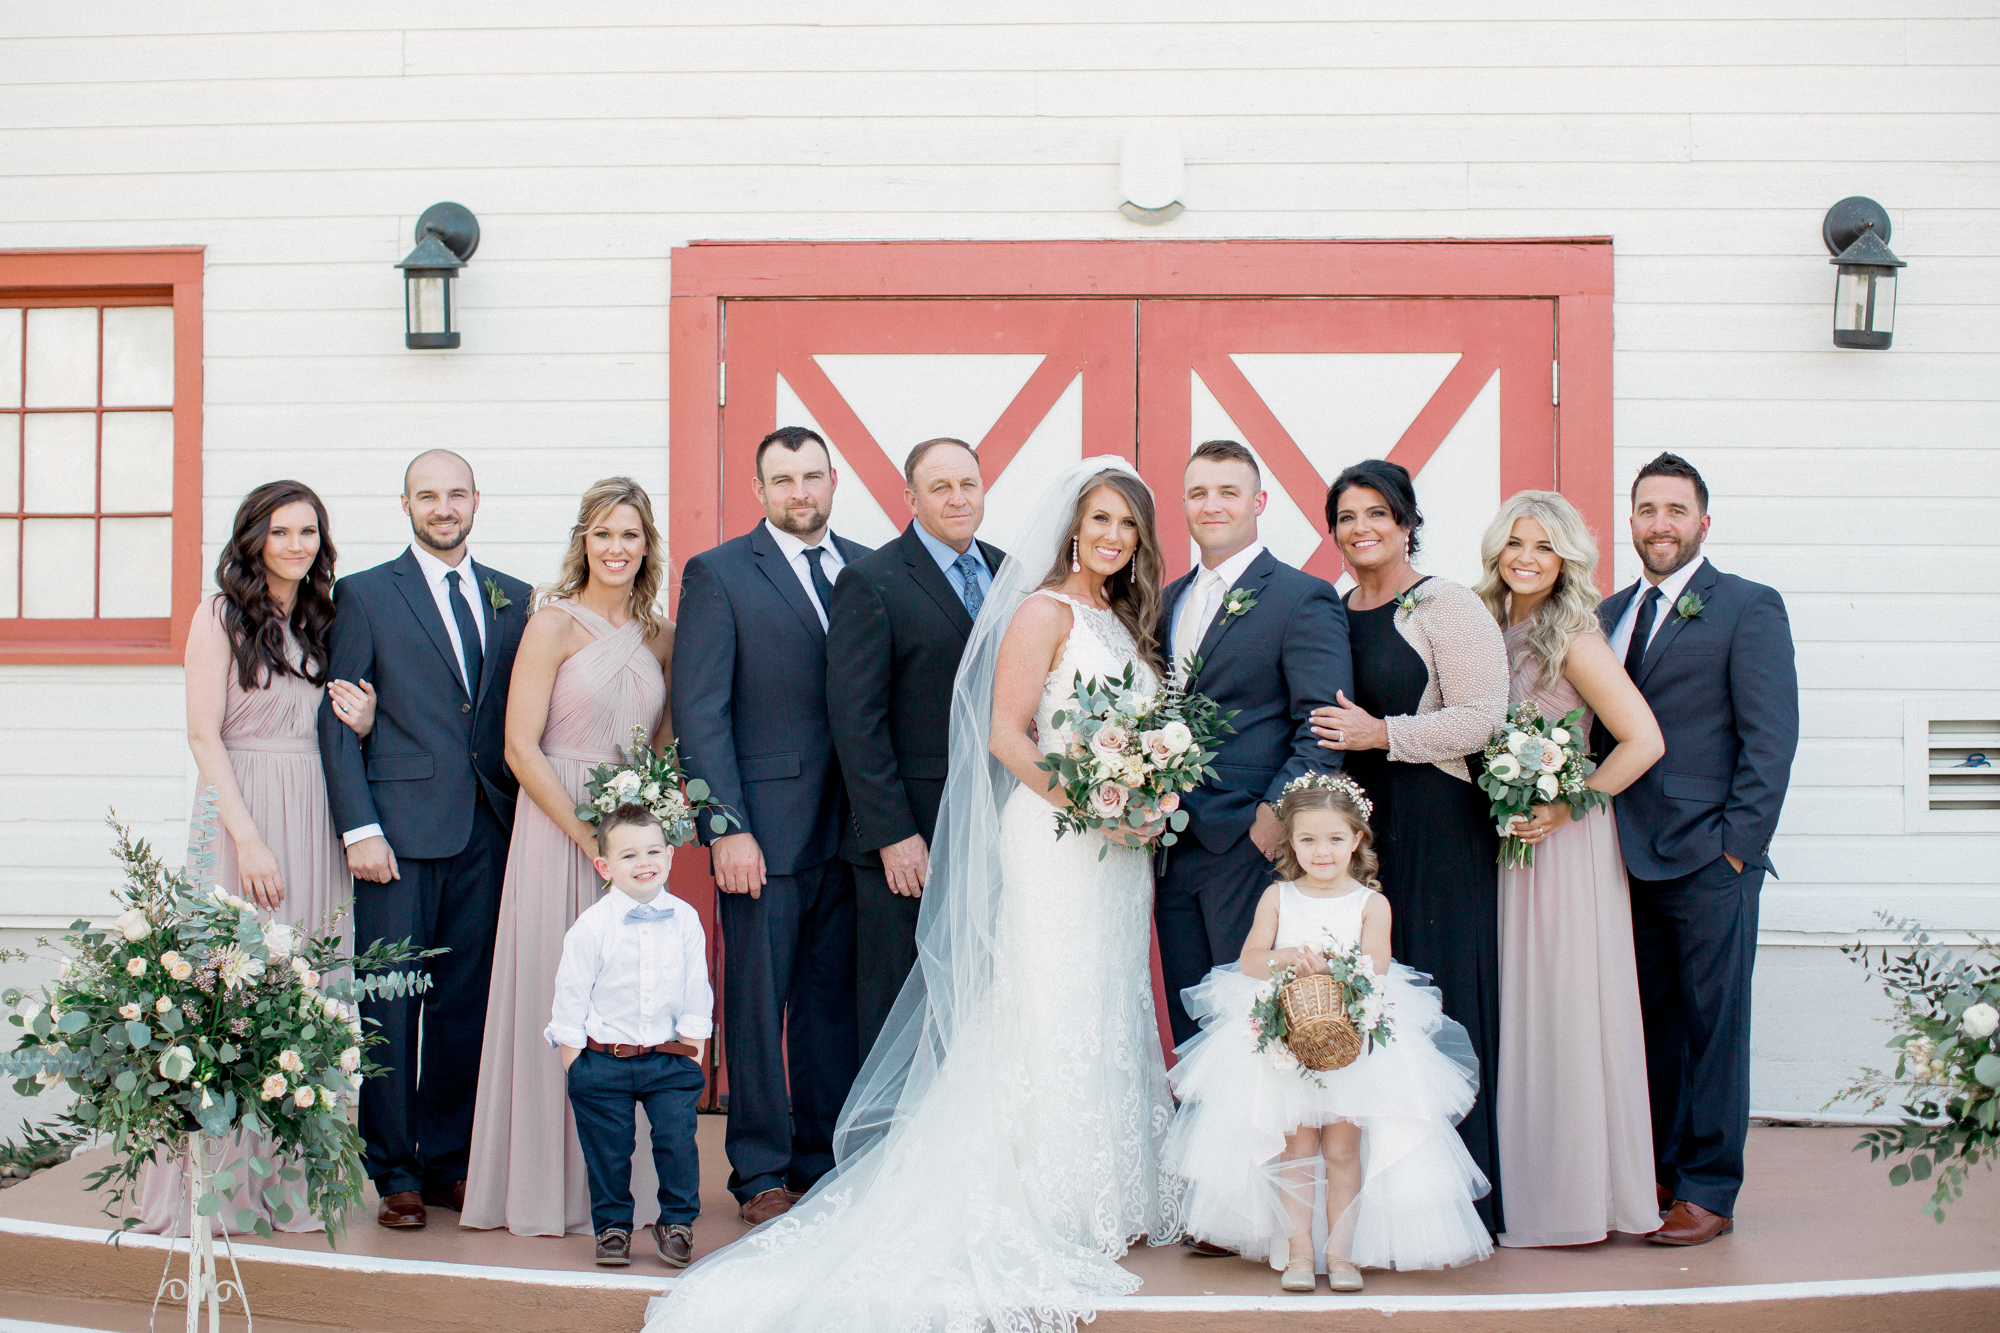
[566,1048,704,1234]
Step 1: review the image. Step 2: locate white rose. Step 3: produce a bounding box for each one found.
[126,957,147,977]
[156,996,173,1014]
[1158,720,1194,756]
[169,959,193,982]
[1487,753,1521,782]
[277,1049,303,1073]
[158,1045,196,1081]
[640,781,661,803]
[118,1003,142,1021]
[34,1070,62,1088]
[608,770,642,797]
[260,1073,288,1101]
[262,923,296,960]
[1961,1003,1999,1041]
[113,907,152,942]
[1505,732,1533,756]
[339,1047,361,1073]
[1550,727,1571,747]
[293,1085,316,1109]
[1536,773,1559,800]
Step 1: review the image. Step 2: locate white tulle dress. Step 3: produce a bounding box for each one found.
[1163,881,1494,1273]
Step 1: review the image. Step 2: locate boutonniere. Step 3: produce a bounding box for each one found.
[1221,588,1258,621]
[1673,591,1705,624]
[1393,587,1426,620]
[483,576,512,614]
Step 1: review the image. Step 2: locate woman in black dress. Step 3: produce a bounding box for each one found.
[1310,460,1510,1233]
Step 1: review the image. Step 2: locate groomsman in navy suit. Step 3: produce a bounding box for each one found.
[1154,441,1352,1054]
[318,449,531,1228]
[1597,452,1798,1246]
[673,426,871,1227]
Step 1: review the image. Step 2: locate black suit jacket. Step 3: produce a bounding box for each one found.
[1155,549,1353,856]
[671,522,873,878]
[1595,559,1799,881]
[316,548,530,861]
[826,522,1006,865]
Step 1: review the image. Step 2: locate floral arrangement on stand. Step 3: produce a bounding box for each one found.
[577,725,738,846]
[1831,913,2000,1221]
[1036,662,1233,859]
[1247,938,1395,1086]
[0,804,435,1331]
[1477,701,1609,868]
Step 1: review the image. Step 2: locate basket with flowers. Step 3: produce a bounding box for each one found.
[1247,938,1395,1084]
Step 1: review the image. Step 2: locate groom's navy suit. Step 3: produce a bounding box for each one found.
[1154,548,1352,1044]
[673,520,872,1203]
[1597,556,1797,1218]
[317,546,530,1197]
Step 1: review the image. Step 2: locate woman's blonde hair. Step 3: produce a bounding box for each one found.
[536,477,666,638]
[1473,489,1604,691]
[1273,785,1381,891]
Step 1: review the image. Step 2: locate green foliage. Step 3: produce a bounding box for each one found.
[0,1117,90,1172]
[575,724,739,846]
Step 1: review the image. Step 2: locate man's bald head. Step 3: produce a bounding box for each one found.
[401,449,480,558]
[404,448,476,496]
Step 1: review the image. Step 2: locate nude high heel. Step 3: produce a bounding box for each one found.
[1325,1254,1363,1293]
[1279,1258,1317,1292]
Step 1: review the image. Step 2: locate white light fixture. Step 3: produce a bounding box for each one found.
[1120,125,1185,225]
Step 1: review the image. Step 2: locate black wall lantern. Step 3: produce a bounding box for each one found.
[396,203,479,350]
[1823,196,1905,351]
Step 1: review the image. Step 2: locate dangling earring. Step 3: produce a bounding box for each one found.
[1071,536,1081,574]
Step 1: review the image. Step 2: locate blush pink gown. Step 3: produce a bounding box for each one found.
[138,613,353,1235]
[461,600,668,1236]
[1494,622,1658,1247]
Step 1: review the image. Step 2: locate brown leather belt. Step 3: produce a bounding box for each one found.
[586,1037,700,1059]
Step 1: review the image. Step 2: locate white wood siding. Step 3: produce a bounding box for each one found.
[0,2,1993,1110]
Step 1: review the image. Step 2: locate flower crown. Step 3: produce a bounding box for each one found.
[1281,772,1374,822]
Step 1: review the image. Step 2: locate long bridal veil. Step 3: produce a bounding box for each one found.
[651,456,1174,1333]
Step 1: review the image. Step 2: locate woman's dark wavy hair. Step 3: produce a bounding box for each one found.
[214,481,337,691]
[1326,458,1424,558]
[1037,468,1168,677]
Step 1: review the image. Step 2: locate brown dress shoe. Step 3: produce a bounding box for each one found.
[1649,1200,1733,1246]
[377,1189,427,1229]
[1182,1236,1234,1257]
[739,1187,793,1226]
[595,1229,632,1266]
[654,1222,694,1268]
[422,1180,467,1212]
[1657,1183,1674,1214]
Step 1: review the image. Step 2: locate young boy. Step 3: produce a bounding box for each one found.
[546,803,713,1267]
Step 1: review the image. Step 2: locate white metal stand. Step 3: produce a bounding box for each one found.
[150,1135,252,1333]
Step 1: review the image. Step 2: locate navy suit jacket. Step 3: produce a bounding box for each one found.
[316,548,531,861]
[1156,549,1353,856]
[1595,559,1799,881]
[672,522,873,878]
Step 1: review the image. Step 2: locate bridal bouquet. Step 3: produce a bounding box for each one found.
[1247,939,1394,1084]
[1832,913,2000,1221]
[1038,663,1232,858]
[0,806,435,1242]
[577,725,739,846]
[1478,701,1608,868]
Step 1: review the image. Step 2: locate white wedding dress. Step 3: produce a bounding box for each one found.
[650,460,1180,1333]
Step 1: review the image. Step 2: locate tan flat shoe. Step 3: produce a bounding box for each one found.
[1280,1258,1316,1292]
[1325,1257,1364,1293]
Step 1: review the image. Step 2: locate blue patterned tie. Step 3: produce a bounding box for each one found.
[953,549,986,621]
[625,901,675,924]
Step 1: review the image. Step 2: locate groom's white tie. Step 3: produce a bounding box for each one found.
[1174,567,1223,674]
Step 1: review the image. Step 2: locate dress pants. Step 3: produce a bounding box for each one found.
[567,1049,704,1234]
[1629,853,1764,1219]
[717,857,859,1202]
[852,860,921,1060]
[1155,831,1271,1045]
[353,798,507,1198]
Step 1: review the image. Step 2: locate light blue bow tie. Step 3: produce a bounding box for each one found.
[625,901,675,924]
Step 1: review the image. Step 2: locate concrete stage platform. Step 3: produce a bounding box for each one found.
[2,1119,1997,1332]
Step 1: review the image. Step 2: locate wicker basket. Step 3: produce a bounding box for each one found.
[1279,973,1363,1071]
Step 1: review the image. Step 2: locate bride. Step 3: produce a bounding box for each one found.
[651,458,1183,1332]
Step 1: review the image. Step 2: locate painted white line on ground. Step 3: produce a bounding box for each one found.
[0,1321,120,1333]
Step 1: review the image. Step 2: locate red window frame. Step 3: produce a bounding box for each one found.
[0,248,203,664]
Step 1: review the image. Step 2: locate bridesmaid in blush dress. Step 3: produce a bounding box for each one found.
[140,481,371,1235]
[1474,492,1665,1247]
[461,478,674,1237]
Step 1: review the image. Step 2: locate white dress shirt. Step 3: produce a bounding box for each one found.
[1171,541,1266,667]
[1608,554,1705,664]
[545,888,714,1050]
[341,543,490,848]
[763,519,846,629]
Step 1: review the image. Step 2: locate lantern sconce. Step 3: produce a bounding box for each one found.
[1823,197,1904,351]
[396,203,480,350]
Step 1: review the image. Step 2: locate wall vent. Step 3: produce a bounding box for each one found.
[1927,719,2000,811]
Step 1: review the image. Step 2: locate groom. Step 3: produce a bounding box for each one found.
[673,426,871,1227]
[1155,440,1351,1050]
[1598,452,1797,1246]
[318,449,530,1228]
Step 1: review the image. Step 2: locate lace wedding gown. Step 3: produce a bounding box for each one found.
[651,585,1180,1333]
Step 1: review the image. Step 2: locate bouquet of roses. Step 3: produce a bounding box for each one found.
[1247,938,1395,1085]
[1478,701,1609,869]
[1037,663,1233,859]
[577,725,739,846]
[1832,913,2000,1222]
[0,805,435,1242]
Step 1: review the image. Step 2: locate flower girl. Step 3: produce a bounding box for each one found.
[1163,775,1493,1293]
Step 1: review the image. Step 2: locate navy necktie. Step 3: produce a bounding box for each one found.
[445,569,484,697]
[952,549,986,621]
[625,901,676,924]
[1624,586,1662,678]
[803,546,836,626]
